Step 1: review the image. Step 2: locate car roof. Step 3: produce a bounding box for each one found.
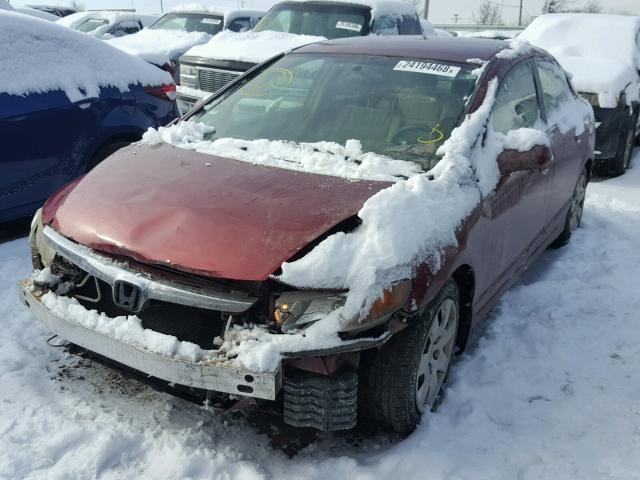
[293,35,509,64]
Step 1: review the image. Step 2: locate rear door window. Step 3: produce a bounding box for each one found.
[492,62,541,134]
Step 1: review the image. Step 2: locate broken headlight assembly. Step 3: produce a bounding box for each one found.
[28,208,55,270]
[274,280,411,334]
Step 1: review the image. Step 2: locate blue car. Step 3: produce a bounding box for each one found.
[0,11,179,223]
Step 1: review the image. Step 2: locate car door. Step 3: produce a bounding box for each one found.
[0,91,100,221]
[482,60,551,282]
[534,58,585,224]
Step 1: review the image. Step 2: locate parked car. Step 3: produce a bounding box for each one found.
[56,11,158,39]
[520,14,640,176]
[27,4,77,17]
[0,0,57,20]
[108,7,265,83]
[176,0,422,112]
[0,11,178,223]
[21,35,594,434]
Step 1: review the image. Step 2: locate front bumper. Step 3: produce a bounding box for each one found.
[18,279,282,400]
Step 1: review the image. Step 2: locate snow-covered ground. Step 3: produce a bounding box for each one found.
[1,155,640,478]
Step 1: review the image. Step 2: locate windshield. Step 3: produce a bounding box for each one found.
[150,13,224,35]
[254,3,370,39]
[75,17,109,32]
[192,53,477,169]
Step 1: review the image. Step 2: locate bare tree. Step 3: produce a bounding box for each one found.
[69,0,85,11]
[473,0,503,25]
[542,0,574,13]
[580,0,602,13]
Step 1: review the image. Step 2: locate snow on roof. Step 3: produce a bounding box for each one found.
[15,5,58,20]
[107,28,212,66]
[0,10,172,102]
[170,4,265,24]
[184,29,325,64]
[520,14,640,105]
[285,0,417,17]
[57,11,158,38]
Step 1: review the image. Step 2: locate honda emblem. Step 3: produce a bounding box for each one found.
[113,280,143,312]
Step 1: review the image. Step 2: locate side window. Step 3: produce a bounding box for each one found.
[492,62,541,135]
[536,60,571,115]
[398,14,421,35]
[227,17,251,32]
[371,15,399,35]
[109,21,141,36]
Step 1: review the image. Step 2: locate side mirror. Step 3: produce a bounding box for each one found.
[497,144,552,175]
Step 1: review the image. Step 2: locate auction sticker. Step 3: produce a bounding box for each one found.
[393,60,460,77]
[336,21,363,32]
[201,18,222,24]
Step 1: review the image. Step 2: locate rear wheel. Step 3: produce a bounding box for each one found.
[360,279,459,434]
[86,140,133,172]
[552,167,587,248]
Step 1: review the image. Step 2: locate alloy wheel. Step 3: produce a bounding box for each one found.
[416,297,458,413]
[569,172,587,232]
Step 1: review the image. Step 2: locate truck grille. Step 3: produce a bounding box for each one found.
[74,276,225,350]
[197,67,242,93]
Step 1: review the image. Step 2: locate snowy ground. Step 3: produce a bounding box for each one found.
[1,155,640,479]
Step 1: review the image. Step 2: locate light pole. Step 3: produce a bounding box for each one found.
[423,0,430,19]
[518,0,523,25]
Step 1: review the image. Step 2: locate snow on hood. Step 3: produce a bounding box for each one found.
[108,28,211,66]
[184,30,325,64]
[142,121,422,182]
[0,11,173,102]
[520,14,640,106]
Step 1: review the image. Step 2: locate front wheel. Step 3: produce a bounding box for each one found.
[359,279,459,434]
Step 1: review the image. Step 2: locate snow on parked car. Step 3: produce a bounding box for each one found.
[0,10,178,223]
[520,13,640,176]
[20,35,594,434]
[0,0,57,20]
[56,11,159,39]
[176,0,423,113]
[108,6,265,84]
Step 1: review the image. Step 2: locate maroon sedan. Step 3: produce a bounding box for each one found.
[20,36,594,434]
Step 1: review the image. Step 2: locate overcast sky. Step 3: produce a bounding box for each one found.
[427,0,640,25]
[14,0,640,22]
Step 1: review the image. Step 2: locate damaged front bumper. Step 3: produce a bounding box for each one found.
[18,279,282,400]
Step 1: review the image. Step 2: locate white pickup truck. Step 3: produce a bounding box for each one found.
[177,0,423,113]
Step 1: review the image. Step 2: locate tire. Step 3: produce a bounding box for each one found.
[552,167,588,248]
[608,115,636,177]
[359,279,460,434]
[86,139,133,172]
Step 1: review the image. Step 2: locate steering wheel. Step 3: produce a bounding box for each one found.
[392,124,445,146]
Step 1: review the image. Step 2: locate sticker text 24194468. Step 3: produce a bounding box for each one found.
[393,60,461,77]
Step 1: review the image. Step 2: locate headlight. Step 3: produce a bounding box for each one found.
[338,280,411,334]
[274,279,411,334]
[579,92,599,107]
[274,291,346,333]
[28,209,55,270]
[180,64,197,87]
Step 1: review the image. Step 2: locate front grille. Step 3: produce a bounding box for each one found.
[197,67,242,93]
[74,276,225,350]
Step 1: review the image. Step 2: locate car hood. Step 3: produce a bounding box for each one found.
[45,143,389,281]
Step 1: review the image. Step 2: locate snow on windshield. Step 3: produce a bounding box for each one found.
[0,11,172,102]
[184,30,325,63]
[108,28,211,66]
[520,14,640,107]
[142,122,422,182]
